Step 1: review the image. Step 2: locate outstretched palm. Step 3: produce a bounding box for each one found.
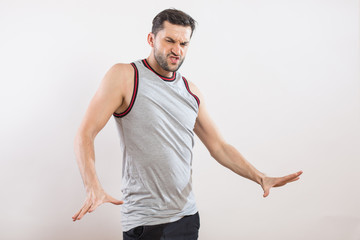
[261,171,303,197]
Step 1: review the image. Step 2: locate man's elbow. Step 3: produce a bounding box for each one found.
[74,130,95,148]
[209,141,227,160]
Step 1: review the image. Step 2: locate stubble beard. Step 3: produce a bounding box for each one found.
[154,48,185,73]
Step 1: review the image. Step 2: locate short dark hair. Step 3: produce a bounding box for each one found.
[152,8,196,37]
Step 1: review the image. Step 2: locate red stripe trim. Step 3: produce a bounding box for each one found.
[142,59,176,81]
[113,63,139,118]
[182,77,200,107]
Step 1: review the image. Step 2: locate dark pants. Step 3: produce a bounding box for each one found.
[123,212,200,240]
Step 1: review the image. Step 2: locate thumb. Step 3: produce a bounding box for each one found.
[263,187,270,198]
[107,195,124,205]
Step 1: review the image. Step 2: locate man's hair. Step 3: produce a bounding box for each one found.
[152,8,196,37]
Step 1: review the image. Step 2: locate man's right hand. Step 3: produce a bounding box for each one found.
[72,189,123,221]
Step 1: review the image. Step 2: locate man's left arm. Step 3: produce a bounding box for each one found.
[188,81,302,197]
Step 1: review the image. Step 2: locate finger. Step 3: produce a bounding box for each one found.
[73,203,88,221]
[77,204,91,220]
[287,177,300,183]
[88,205,99,213]
[293,170,303,178]
[88,202,100,213]
[72,207,83,221]
[73,198,91,221]
[76,203,92,221]
[274,173,302,187]
[282,171,303,182]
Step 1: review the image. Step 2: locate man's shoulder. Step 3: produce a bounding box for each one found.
[100,63,136,94]
[109,63,134,75]
[183,77,201,96]
[181,76,203,106]
[105,63,135,84]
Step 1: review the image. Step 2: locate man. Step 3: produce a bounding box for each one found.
[72,8,302,240]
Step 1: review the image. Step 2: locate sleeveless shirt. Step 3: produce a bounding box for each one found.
[112,59,200,231]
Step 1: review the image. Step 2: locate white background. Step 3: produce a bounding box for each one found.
[0,0,359,239]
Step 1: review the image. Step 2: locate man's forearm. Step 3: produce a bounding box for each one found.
[211,143,265,185]
[74,134,103,192]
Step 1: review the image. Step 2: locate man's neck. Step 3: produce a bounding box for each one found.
[146,55,173,78]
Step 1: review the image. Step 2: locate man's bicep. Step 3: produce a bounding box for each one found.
[194,102,226,156]
[186,79,225,156]
[77,64,131,138]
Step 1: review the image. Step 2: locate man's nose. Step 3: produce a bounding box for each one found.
[172,44,181,56]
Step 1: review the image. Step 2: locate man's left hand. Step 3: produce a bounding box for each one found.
[261,170,303,197]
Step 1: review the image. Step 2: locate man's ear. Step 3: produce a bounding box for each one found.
[147,32,155,47]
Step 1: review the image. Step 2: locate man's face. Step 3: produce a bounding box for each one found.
[151,21,192,72]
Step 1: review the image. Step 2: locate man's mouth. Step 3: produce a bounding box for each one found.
[169,55,180,64]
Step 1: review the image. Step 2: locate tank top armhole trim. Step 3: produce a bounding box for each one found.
[182,76,200,107]
[113,63,139,118]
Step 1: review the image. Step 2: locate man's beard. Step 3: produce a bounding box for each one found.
[154,48,185,72]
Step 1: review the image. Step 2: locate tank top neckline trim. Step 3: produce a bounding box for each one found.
[142,59,177,82]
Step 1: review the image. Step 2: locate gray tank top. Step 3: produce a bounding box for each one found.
[113,59,200,231]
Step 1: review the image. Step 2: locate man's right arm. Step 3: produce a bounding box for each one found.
[72,63,134,221]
